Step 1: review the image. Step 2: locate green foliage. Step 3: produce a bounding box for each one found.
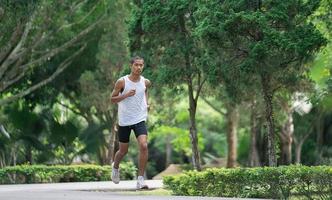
[1,0,332,178]
[312,0,332,39]
[0,0,107,104]
[0,162,136,184]
[128,0,202,86]
[150,125,204,157]
[78,122,107,156]
[237,127,250,164]
[163,165,332,199]
[195,0,327,166]
[0,0,39,47]
[0,99,93,165]
[78,0,131,111]
[149,96,224,163]
[195,0,327,98]
[0,0,132,166]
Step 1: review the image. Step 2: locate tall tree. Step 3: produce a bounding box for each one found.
[195,0,326,166]
[128,0,205,170]
[56,1,131,165]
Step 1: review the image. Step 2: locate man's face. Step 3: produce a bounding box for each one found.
[131,59,144,75]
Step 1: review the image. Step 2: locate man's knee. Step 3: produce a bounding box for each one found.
[118,148,128,156]
[139,142,148,152]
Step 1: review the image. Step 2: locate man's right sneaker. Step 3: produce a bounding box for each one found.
[111,163,120,184]
[136,176,149,190]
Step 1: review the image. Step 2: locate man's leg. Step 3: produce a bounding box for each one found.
[136,135,148,176]
[134,121,149,189]
[136,134,149,189]
[112,142,129,184]
[112,125,130,184]
[113,142,129,169]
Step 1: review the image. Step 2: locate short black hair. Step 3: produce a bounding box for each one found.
[130,56,144,64]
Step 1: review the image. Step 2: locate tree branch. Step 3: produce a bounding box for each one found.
[0,13,35,80]
[195,76,206,103]
[201,96,226,116]
[0,14,105,93]
[0,24,23,64]
[30,0,102,57]
[55,100,89,121]
[59,1,100,30]
[17,14,105,72]
[294,127,312,145]
[0,44,86,106]
[277,130,286,141]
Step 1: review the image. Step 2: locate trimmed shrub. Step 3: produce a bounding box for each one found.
[163,165,332,199]
[0,162,136,184]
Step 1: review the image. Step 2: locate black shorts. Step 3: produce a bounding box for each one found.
[118,121,148,143]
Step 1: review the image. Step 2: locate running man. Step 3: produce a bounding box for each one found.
[110,56,151,189]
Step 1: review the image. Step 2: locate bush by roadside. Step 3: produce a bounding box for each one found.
[0,162,136,184]
[163,165,332,199]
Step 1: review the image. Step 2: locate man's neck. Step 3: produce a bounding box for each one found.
[128,73,140,82]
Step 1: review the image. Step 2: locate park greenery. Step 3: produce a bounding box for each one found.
[164,165,332,199]
[0,162,137,184]
[0,0,332,197]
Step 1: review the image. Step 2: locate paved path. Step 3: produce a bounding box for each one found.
[0,180,163,192]
[0,180,267,200]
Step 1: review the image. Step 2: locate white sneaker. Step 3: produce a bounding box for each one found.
[111,163,120,184]
[136,176,149,190]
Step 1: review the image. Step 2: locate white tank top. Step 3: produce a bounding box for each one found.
[118,75,148,126]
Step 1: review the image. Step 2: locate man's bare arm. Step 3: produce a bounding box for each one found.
[145,79,151,88]
[111,79,135,103]
[145,79,151,108]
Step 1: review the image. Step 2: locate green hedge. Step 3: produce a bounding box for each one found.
[163,165,332,199]
[0,162,137,184]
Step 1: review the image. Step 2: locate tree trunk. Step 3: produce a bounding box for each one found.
[226,102,238,168]
[279,104,293,165]
[249,99,261,167]
[294,140,304,164]
[178,12,203,171]
[25,146,33,164]
[261,74,276,166]
[188,80,201,171]
[98,146,107,165]
[280,139,292,165]
[108,123,117,164]
[315,112,324,164]
[166,135,172,167]
[106,108,117,164]
[0,152,6,168]
[294,131,311,164]
[12,145,17,166]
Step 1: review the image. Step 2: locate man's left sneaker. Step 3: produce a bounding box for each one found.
[111,163,120,184]
[136,176,149,190]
